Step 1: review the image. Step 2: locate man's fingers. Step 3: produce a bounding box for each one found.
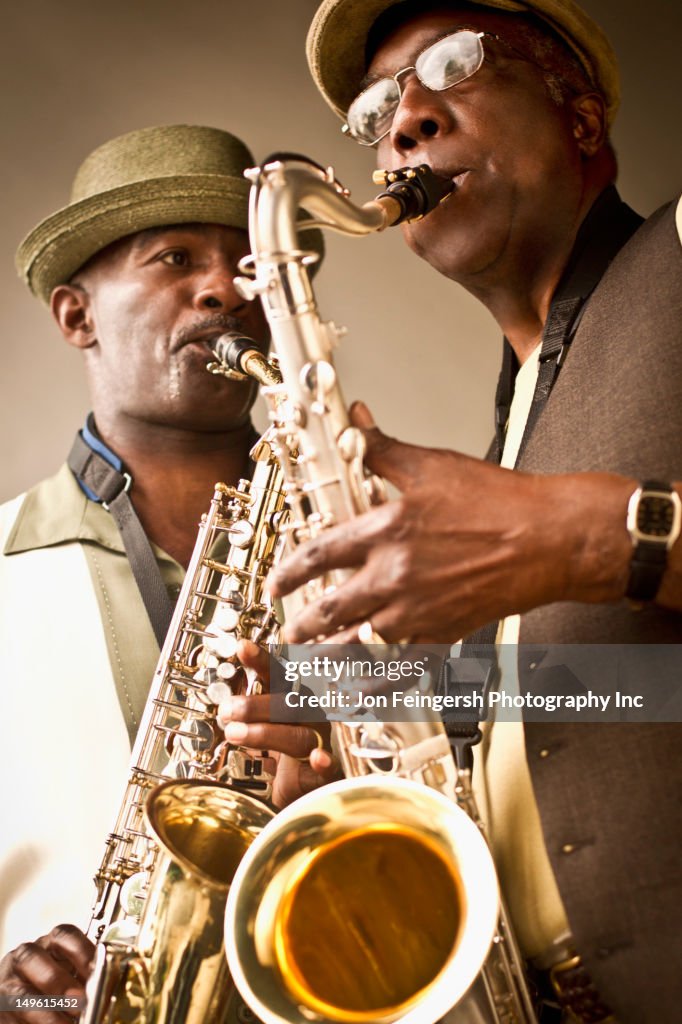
[269,505,396,599]
[296,760,340,797]
[268,522,368,598]
[350,402,423,491]
[217,690,289,726]
[309,748,341,782]
[236,639,270,685]
[0,926,93,1024]
[271,752,342,809]
[0,980,73,1024]
[282,568,379,643]
[40,926,94,984]
[223,721,327,759]
[11,943,82,999]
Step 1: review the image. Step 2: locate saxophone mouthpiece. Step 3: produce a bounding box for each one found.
[210,333,282,388]
[211,332,260,376]
[373,165,455,225]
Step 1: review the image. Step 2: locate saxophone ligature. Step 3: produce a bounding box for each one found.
[82,336,288,1024]
[222,154,538,1024]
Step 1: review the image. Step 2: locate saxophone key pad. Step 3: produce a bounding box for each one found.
[205,681,232,706]
[338,426,366,462]
[217,661,239,681]
[301,360,336,399]
[203,627,240,656]
[228,519,255,548]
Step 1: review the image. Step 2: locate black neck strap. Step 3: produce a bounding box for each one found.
[67,414,174,647]
[440,645,499,770]
[491,186,644,465]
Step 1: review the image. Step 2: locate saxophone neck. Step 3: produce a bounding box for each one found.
[245,153,455,258]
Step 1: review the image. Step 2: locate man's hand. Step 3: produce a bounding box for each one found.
[268,402,635,644]
[218,641,341,809]
[0,925,94,1023]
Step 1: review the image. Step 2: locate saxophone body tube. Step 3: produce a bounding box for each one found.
[223,153,537,1024]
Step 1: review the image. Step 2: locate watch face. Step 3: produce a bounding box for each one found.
[638,495,675,537]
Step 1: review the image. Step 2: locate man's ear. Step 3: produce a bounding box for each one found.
[51,283,97,349]
[571,92,608,158]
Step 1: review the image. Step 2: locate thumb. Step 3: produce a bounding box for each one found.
[309,747,342,782]
[350,401,418,491]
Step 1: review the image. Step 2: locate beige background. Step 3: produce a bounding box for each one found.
[1,0,680,502]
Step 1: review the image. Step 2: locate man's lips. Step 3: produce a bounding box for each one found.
[413,168,469,213]
[183,331,224,354]
[432,167,469,190]
[388,161,470,187]
[173,325,244,355]
[410,165,470,204]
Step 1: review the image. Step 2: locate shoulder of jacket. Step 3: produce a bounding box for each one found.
[602,194,681,276]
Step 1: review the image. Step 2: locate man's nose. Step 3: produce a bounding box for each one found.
[389,74,454,152]
[193,266,250,315]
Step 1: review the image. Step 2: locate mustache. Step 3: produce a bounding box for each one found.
[174,313,248,349]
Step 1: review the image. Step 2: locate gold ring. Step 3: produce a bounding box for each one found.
[296,728,325,762]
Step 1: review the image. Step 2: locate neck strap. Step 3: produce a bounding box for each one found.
[491,186,644,465]
[67,414,174,647]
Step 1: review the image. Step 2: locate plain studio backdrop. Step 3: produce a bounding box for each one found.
[1,0,680,502]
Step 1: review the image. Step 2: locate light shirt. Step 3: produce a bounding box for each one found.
[0,465,183,954]
[473,344,571,958]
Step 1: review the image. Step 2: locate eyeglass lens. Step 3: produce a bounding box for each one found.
[347,30,485,145]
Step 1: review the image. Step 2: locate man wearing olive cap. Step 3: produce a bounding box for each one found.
[270,1,682,1020]
[0,124,333,1006]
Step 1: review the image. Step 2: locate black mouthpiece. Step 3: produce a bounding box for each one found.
[374,165,454,224]
[211,332,259,374]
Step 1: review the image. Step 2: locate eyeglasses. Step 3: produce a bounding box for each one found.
[344,29,519,146]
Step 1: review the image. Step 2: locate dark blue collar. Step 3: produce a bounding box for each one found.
[77,413,126,501]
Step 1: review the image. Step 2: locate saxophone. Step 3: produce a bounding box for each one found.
[222,155,538,1024]
[83,339,288,1024]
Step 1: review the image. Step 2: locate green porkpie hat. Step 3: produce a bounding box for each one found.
[16,124,324,305]
[307,0,621,127]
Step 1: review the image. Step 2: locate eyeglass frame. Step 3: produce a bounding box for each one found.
[342,28,546,147]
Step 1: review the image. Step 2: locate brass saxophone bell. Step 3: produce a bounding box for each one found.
[224,776,499,1024]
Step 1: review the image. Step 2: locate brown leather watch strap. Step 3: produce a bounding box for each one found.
[549,955,616,1023]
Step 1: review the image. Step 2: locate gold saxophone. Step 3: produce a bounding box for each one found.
[222,155,539,1024]
[83,339,287,1024]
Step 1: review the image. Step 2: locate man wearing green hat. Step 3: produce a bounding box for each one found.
[0,124,332,1004]
[267,0,682,1019]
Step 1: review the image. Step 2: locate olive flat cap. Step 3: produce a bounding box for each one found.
[307,0,620,127]
[17,124,324,304]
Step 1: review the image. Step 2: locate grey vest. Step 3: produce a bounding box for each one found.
[518,200,682,1021]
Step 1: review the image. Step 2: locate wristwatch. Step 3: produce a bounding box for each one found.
[626,481,682,601]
